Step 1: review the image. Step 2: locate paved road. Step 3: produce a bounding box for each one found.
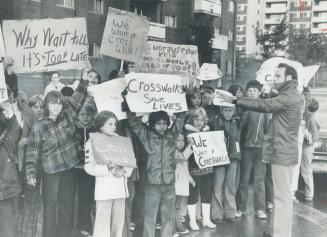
[176,174,327,237]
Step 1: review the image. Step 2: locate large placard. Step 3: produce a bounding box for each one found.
[3,18,89,73]
[88,78,127,120]
[0,25,5,58]
[100,7,150,62]
[89,133,137,168]
[135,41,200,77]
[125,72,187,113]
[188,131,230,169]
[0,63,8,103]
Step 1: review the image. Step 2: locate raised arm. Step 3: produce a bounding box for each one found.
[25,124,42,186]
[236,94,292,113]
[170,112,186,139]
[65,79,89,121]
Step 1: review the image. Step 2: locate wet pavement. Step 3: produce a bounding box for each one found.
[179,173,327,237]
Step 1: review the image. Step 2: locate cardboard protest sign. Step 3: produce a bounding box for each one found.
[89,133,137,167]
[100,7,150,62]
[197,63,222,81]
[303,65,320,87]
[0,63,8,102]
[2,18,89,73]
[135,41,200,77]
[213,89,234,107]
[88,78,126,120]
[0,25,6,58]
[125,72,187,113]
[188,131,230,169]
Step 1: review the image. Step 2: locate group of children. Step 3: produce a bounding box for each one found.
[0,60,320,237]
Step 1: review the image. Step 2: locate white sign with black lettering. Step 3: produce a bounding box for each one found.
[188,131,230,169]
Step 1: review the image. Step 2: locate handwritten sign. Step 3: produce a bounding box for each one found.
[2,18,89,73]
[188,131,230,169]
[135,41,200,77]
[0,63,8,103]
[125,72,187,113]
[89,133,137,167]
[100,7,150,62]
[88,78,127,120]
[197,63,222,81]
[0,25,5,58]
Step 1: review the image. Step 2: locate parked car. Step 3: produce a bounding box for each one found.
[311,88,327,173]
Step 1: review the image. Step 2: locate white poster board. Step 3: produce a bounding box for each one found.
[0,25,6,58]
[125,72,187,113]
[100,7,150,62]
[88,78,126,120]
[135,41,200,77]
[0,63,9,103]
[197,63,222,81]
[188,131,230,169]
[3,18,89,73]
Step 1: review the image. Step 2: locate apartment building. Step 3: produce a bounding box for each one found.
[311,0,327,34]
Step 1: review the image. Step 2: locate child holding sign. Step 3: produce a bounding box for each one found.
[211,105,242,223]
[185,109,216,230]
[84,111,134,237]
[122,89,186,237]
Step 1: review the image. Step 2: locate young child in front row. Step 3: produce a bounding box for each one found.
[84,111,134,237]
[211,105,242,222]
[173,134,194,235]
[185,109,216,230]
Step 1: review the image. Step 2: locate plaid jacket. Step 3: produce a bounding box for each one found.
[25,80,88,178]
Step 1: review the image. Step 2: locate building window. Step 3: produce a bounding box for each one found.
[228,30,233,41]
[57,0,74,8]
[229,1,235,12]
[165,15,177,28]
[90,0,104,14]
[89,43,102,58]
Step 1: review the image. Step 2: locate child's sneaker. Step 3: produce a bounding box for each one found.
[172,233,180,237]
[129,223,136,231]
[235,210,243,218]
[155,223,161,230]
[267,202,274,213]
[256,210,267,219]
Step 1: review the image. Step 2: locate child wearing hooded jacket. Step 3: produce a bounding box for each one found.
[122,88,186,237]
[84,111,134,237]
[210,105,242,223]
[185,109,216,230]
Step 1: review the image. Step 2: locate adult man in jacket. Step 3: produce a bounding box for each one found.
[218,63,302,237]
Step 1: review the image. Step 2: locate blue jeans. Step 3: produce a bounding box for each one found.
[211,160,239,219]
[238,148,266,211]
[143,184,175,237]
[0,196,19,237]
[42,170,75,237]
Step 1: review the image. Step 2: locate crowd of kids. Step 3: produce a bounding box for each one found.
[0,57,320,237]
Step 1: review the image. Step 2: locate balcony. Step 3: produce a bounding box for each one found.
[311,23,327,34]
[265,6,288,14]
[312,3,327,11]
[266,0,288,2]
[194,0,222,17]
[265,18,284,25]
[148,22,166,41]
[312,15,327,23]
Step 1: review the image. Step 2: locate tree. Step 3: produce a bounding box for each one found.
[287,26,327,66]
[189,13,215,64]
[256,17,288,59]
